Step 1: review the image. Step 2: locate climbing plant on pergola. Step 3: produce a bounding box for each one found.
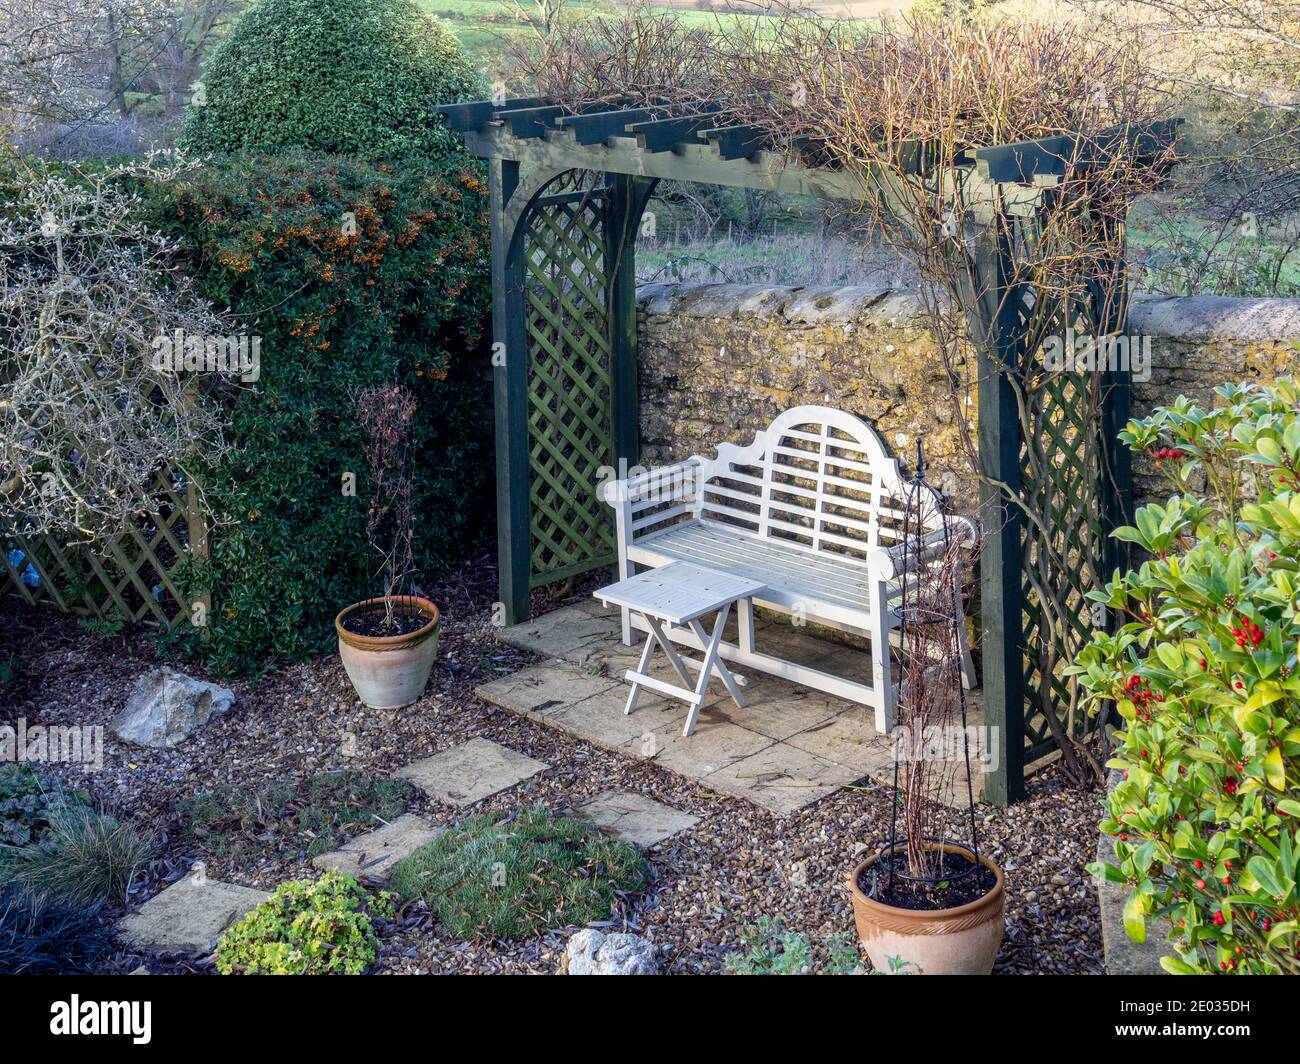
[438,70,1177,803]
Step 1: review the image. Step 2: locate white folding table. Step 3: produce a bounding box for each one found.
[594,562,766,737]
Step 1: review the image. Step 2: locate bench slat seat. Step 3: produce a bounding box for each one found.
[632,521,899,629]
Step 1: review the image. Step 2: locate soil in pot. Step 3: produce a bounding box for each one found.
[858,848,997,910]
[339,604,430,638]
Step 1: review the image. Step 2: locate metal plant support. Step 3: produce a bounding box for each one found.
[881,442,981,893]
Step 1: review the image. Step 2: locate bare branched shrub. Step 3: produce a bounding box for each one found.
[0,154,230,542]
[356,382,417,628]
[513,6,1178,784]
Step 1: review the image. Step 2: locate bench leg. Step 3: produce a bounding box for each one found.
[738,596,756,653]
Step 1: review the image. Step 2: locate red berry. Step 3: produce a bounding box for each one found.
[1193,859,1203,870]
[1212,912,1226,926]
[1196,879,1207,890]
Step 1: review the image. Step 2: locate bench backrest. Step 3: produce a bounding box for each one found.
[697,406,908,566]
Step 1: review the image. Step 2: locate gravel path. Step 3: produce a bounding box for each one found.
[0,554,1106,975]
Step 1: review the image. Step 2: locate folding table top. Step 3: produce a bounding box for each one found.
[594,562,766,625]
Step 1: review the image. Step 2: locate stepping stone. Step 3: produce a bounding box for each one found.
[576,790,699,848]
[397,737,549,807]
[311,814,441,883]
[117,876,269,955]
[702,742,861,816]
[476,665,618,720]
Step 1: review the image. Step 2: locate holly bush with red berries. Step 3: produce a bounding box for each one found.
[1069,379,1300,975]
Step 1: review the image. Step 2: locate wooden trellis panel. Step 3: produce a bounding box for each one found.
[2,461,202,628]
[521,171,617,588]
[1019,368,1109,761]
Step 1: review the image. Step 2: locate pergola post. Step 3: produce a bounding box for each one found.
[605,174,656,491]
[490,157,531,627]
[972,219,1026,806]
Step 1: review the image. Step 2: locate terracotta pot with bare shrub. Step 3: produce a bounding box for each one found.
[336,384,440,709]
[847,450,1003,975]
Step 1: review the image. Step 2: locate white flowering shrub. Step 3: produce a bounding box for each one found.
[0,154,229,541]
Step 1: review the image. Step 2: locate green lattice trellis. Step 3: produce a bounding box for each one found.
[1020,366,1110,760]
[522,171,617,587]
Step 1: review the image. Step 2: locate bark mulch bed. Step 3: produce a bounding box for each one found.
[0,553,1106,975]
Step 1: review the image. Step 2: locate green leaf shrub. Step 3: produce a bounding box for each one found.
[178,0,482,161]
[215,871,394,975]
[0,765,89,847]
[722,918,865,975]
[143,153,490,676]
[1070,379,1300,974]
[390,805,650,940]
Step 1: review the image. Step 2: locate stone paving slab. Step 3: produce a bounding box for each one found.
[311,814,441,883]
[575,790,700,848]
[476,665,619,720]
[397,737,549,806]
[117,876,269,955]
[702,743,864,816]
[490,603,987,815]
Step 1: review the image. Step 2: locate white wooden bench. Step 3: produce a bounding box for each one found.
[601,405,977,733]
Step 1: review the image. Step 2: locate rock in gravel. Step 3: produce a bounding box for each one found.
[112,667,236,749]
[561,929,659,975]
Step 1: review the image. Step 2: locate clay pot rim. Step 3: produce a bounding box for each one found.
[848,840,1004,921]
[335,595,440,653]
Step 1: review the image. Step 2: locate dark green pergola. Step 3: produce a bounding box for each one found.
[438,97,1179,803]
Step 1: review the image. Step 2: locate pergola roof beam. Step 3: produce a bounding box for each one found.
[627,112,724,153]
[696,125,767,161]
[557,108,653,145]
[437,96,549,133]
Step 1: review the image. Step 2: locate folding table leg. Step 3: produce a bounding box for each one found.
[644,615,696,689]
[624,619,658,716]
[683,603,745,735]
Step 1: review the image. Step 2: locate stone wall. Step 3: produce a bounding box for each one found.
[635,283,1300,513]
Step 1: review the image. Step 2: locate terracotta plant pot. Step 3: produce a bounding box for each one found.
[848,841,1004,975]
[335,595,440,709]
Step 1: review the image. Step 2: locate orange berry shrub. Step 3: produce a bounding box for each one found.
[1071,380,1300,974]
[142,153,490,675]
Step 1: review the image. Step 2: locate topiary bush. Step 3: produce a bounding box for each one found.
[215,871,394,974]
[177,0,482,161]
[142,153,491,676]
[390,805,649,940]
[1072,379,1300,974]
